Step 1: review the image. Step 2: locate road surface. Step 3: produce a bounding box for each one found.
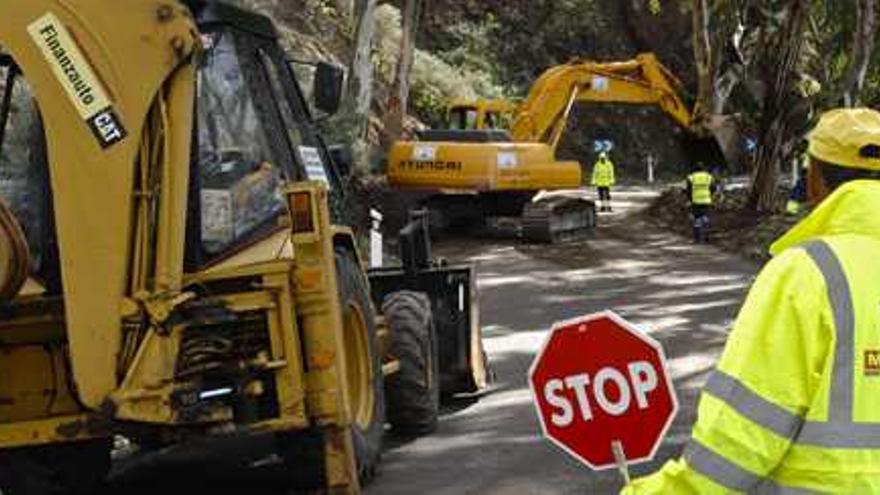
[106,187,760,494]
[365,187,760,495]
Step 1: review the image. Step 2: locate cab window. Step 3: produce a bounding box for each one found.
[449,106,479,130]
[195,31,286,257]
[0,61,53,283]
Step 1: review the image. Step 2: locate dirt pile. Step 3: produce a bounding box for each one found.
[645,184,805,261]
[347,174,430,236]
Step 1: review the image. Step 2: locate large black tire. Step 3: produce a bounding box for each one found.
[0,438,110,495]
[382,291,440,435]
[335,248,385,485]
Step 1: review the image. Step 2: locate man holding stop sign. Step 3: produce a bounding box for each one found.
[627,109,880,492]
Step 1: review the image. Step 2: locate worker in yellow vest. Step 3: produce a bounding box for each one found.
[686,163,716,243]
[591,152,616,212]
[622,108,880,493]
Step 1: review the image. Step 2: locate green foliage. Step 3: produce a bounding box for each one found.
[373,5,506,126]
[429,16,503,80]
[304,0,340,19]
[409,50,505,125]
[487,0,611,90]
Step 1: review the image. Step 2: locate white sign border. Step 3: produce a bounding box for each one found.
[527,310,680,471]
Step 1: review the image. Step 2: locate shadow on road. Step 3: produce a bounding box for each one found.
[367,189,760,495]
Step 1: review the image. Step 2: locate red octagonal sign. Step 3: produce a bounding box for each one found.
[529,311,678,470]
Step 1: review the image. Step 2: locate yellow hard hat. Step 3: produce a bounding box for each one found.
[809,108,880,171]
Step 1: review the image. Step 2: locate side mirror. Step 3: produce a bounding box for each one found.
[328,143,354,178]
[314,62,344,116]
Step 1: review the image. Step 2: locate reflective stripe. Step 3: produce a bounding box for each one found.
[686,440,822,494]
[802,241,855,423]
[689,172,713,205]
[683,240,877,494]
[705,370,803,439]
[797,241,880,448]
[684,440,762,491]
[798,421,880,448]
[752,480,820,495]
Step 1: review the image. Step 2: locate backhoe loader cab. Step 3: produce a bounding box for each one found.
[185,1,348,265]
[0,2,486,493]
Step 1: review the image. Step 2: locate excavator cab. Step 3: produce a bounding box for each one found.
[424,100,515,144]
[448,104,480,130]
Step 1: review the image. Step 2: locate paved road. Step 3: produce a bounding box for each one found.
[365,188,760,495]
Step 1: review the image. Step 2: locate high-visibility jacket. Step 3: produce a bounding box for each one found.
[591,158,616,187]
[687,171,714,205]
[622,180,880,494]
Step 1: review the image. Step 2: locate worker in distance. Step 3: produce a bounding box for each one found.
[686,162,717,243]
[592,151,617,212]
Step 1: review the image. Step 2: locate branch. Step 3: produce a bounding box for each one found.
[842,0,877,106]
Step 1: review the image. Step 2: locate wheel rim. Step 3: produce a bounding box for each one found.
[343,301,375,430]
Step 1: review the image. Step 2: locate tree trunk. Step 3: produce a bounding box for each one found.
[712,3,750,114]
[691,0,715,125]
[382,0,423,147]
[747,0,810,212]
[347,0,378,141]
[843,0,877,106]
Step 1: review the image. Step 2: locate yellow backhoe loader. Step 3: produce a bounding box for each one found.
[0,1,487,493]
[388,53,741,242]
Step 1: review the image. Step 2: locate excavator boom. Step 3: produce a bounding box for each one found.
[511,53,693,146]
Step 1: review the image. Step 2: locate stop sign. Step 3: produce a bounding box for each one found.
[529,311,678,470]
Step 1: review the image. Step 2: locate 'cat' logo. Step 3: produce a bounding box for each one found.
[28,12,127,149]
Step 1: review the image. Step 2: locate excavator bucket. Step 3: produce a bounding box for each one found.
[698,115,747,173]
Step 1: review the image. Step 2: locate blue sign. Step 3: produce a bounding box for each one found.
[745,138,757,153]
[594,140,615,153]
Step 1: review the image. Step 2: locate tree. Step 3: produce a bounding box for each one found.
[347,0,378,141]
[842,0,877,106]
[746,0,813,211]
[382,0,423,146]
[691,0,714,124]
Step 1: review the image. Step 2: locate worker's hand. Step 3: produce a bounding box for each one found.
[617,460,708,495]
[619,476,661,495]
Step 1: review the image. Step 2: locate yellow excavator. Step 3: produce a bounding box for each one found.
[388,53,740,242]
[0,1,487,494]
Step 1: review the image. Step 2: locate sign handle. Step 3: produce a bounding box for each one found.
[611,440,631,484]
